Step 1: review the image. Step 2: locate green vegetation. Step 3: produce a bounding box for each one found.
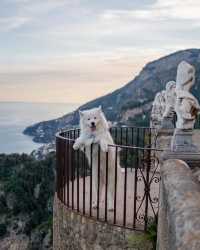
[146,218,158,250]
[0,153,55,248]
[127,112,151,127]
[0,223,7,237]
[127,233,152,250]
[128,217,158,250]
[121,100,146,111]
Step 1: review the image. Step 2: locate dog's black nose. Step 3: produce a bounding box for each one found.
[91,122,95,127]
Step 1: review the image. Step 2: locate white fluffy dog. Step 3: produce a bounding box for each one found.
[73,106,116,210]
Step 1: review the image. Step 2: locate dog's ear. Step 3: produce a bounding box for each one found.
[79,110,84,117]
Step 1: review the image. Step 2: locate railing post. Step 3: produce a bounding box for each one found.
[144,130,152,231]
[133,129,139,228]
[104,151,108,222]
[83,148,86,214]
[113,146,118,224]
[89,144,93,217]
[123,146,128,227]
[56,136,60,199]
[66,139,70,207]
[77,149,80,212]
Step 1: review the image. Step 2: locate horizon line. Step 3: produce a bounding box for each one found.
[0,101,80,105]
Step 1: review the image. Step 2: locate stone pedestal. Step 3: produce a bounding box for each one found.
[171,129,199,153]
[160,128,200,168]
[162,151,200,169]
[161,117,175,129]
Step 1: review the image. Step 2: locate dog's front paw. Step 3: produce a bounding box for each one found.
[100,141,108,152]
[73,143,79,150]
[73,141,81,150]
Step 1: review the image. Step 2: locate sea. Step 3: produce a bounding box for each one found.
[0,102,79,154]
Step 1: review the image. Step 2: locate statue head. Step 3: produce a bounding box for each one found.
[153,92,161,106]
[166,81,176,91]
[176,61,195,91]
[165,81,176,102]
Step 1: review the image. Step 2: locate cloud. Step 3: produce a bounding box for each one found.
[0,16,31,31]
[0,0,199,103]
[100,0,200,22]
[19,0,76,15]
[0,0,80,32]
[0,46,159,103]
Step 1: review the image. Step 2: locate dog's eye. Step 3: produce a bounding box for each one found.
[94,117,96,119]
[88,118,90,121]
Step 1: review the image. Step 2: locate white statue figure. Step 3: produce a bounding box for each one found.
[175,61,200,130]
[160,90,166,115]
[151,90,166,128]
[163,81,176,119]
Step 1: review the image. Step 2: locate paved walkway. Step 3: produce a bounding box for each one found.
[64,168,160,230]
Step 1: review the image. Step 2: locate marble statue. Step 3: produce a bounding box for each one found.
[151,90,166,128]
[171,61,200,152]
[175,61,200,130]
[160,90,166,115]
[163,81,176,118]
[161,81,176,129]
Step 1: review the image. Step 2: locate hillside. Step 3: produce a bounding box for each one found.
[24,49,200,143]
[0,153,55,250]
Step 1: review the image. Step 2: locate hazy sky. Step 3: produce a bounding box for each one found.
[0,0,200,103]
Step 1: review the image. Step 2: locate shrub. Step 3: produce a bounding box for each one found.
[128,217,158,250]
[0,223,7,237]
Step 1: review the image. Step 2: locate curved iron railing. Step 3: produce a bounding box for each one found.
[56,126,161,231]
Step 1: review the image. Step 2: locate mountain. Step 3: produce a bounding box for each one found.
[23,49,200,143]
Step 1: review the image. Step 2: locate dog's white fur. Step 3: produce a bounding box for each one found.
[73,106,115,210]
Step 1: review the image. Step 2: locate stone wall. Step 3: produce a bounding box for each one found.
[53,195,152,250]
[155,129,200,250]
[157,159,200,250]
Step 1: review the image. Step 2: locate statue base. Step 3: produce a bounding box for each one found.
[171,129,199,153]
[161,117,175,130]
[162,150,200,169]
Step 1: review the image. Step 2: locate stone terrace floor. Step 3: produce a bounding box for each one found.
[63,169,160,230]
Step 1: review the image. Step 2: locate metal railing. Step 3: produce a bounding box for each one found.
[56,127,161,231]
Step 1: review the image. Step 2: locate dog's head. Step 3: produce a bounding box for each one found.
[79,106,108,133]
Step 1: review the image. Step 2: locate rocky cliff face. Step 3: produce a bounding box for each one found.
[24,49,200,143]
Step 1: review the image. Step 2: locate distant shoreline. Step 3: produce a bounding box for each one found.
[0,102,78,154]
